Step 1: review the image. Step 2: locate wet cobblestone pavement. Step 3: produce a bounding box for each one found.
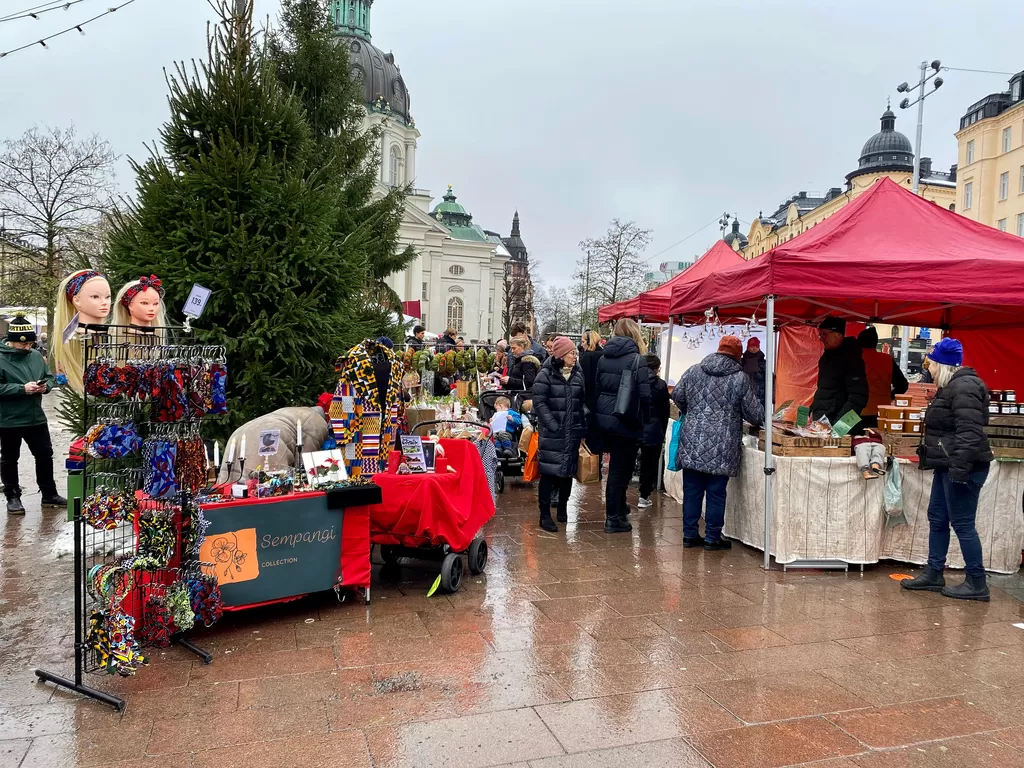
[1,401,1023,767]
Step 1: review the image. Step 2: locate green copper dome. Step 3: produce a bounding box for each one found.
[432,186,489,242]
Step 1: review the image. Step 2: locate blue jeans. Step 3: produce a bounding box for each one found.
[927,465,989,579]
[683,469,729,542]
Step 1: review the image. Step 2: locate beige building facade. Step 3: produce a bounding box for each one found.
[742,108,956,259]
[955,70,1024,236]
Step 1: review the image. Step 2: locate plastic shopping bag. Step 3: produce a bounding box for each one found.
[667,418,684,472]
[883,457,908,528]
[523,431,540,482]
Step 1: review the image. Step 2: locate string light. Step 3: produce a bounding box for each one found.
[0,0,136,59]
[0,1,88,25]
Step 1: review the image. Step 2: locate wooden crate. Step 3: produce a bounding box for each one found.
[993,446,1024,459]
[757,440,851,457]
[757,430,851,449]
[988,415,1024,428]
[984,424,1024,439]
[989,437,1024,449]
[884,435,921,457]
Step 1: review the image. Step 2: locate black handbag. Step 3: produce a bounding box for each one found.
[613,355,642,422]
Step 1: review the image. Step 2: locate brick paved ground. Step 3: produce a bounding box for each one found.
[1,398,1023,767]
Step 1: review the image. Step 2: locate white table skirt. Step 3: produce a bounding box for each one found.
[662,423,1024,573]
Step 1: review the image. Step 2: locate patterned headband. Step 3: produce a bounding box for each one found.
[120,275,164,309]
[65,270,105,302]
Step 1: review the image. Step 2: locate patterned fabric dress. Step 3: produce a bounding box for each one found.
[329,341,405,480]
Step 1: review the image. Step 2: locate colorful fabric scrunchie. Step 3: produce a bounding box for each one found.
[144,440,178,499]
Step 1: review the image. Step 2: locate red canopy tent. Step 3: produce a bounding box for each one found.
[598,240,746,323]
[666,177,1024,569]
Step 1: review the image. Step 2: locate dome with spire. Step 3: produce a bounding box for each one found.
[847,106,914,182]
[330,1,412,125]
[723,217,748,250]
[432,186,489,242]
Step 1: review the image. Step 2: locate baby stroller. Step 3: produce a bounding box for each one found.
[478,390,528,494]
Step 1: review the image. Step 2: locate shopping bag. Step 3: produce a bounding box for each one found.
[519,423,535,453]
[883,457,908,528]
[667,418,684,472]
[523,432,540,482]
[576,442,600,484]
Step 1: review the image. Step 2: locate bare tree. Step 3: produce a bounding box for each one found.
[0,125,116,336]
[576,218,653,316]
[501,257,535,339]
[535,285,573,336]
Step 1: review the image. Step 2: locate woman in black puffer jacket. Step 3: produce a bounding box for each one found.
[903,338,993,602]
[594,318,652,533]
[531,336,586,532]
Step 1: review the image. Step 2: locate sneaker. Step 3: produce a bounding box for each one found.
[637,497,652,509]
[683,536,705,549]
[704,539,733,551]
[6,497,25,515]
[603,519,632,534]
[41,494,67,508]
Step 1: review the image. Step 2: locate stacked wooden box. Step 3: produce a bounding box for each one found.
[985,414,1024,459]
[756,428,852,457]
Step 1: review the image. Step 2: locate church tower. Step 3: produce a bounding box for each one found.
[501,211,535,335]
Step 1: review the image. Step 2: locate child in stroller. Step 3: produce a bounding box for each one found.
[478,390,529,492]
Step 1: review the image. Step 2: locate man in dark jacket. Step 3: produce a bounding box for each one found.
[511,321,547,362]
[741,337,766,401]
[594,328,652,533]
[579,333,605,454]
[638,355,670,509]
[531,337,586,531]
[0,317,65,515]
[902,338,994,601]
[673,336,764,550]
[810,317,868,425]
[405,325,426,351]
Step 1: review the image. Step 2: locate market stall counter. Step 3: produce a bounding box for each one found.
[198,484,381,610]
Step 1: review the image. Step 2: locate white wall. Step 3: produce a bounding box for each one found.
[658,324,767,386]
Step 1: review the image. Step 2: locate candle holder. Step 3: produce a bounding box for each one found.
[237,457,246,483]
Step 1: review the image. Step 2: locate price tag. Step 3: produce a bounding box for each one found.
[183,284,212,319]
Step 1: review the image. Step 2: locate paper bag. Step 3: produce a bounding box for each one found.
[518,424,535,453]
[575,442,600,484]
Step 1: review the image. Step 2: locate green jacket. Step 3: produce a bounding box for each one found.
[0,343,55,428]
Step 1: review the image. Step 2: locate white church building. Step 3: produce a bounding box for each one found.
[331,0,511,342]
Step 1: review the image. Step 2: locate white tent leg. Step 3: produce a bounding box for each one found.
[658,318,676,491]
[899,326,910,374]
[763,296,776,570]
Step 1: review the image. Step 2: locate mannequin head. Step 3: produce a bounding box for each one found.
[53,270,111,394]
[113,275,166,329]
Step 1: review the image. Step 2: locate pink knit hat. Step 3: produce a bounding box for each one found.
[549,336,576,360]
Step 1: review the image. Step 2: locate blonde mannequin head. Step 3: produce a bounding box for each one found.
[113,276,167,331]
[53,270,111,393]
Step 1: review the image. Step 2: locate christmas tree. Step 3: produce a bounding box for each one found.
[105,0,362,427]
[268,0,414,335]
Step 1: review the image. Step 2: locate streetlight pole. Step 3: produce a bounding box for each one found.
[896,60,945,371]
[581,249,592,334]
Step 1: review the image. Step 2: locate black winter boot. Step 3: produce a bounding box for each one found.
[603,517,632,534]
[556,507,568,523]
[538,509,558,533]
[901,567,945,592]
[941,574,990,602]
[6,496,25,515]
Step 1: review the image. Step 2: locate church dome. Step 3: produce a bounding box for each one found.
[331,1,412,124]
[847,107,914,182]
[723,218,748,250]
[432,186,489,242]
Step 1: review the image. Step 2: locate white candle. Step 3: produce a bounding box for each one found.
[204,443,211,469]
[240,435,247,459]
[214,441,220,467]
[297,418,303,446]
[226,439,235,464]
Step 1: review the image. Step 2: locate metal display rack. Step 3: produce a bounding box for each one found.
[35,325,226,710]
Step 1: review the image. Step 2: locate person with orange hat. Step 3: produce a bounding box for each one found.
[671,335,764,550]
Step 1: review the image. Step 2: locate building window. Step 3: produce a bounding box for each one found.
[1018,213,1024,237]
[966,140,975,164]
[421,282,428,301]
[488,297,493,312]
[964,181,973,209]
[1014,81,1022,101]
[1004,126,1013,153]
[487,319,492,336]
[448,265,465,276]
[1020,165,1024,194]
[1000,172,1010,200]
[389,145,402,187]
[998,218,1008,232]
[446,297,463,334]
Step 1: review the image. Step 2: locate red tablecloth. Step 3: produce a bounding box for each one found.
[366,439,495,551]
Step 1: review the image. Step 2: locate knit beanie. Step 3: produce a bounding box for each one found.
[5,316,36,343]
[718,335,742,360]
[747,337,760,350]
[549,336,576,361]
[929,337,963,367]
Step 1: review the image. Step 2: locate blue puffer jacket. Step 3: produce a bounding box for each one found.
[672,352,765,476]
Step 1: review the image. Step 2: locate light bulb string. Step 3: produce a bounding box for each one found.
[0,0,136,59]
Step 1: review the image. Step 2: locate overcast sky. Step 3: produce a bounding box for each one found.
[3,0,1023,287]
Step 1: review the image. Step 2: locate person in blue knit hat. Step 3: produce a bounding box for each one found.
[902,337,994,601]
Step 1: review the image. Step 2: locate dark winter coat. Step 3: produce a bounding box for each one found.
[919,367,993,482]
[673,353,764,476]
[532,359,586,478]
[506,354,541,394]
[810,337,869,424]
[436,334,458,352]
[580,348,605,449]
[741,350,766,400]
[593,336,652,440]
[642,376,671,447]
[529,338,548,362]
[0,343,55,428]
[405,335,424,351]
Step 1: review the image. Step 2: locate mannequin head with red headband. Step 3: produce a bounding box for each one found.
[113,275,166,330]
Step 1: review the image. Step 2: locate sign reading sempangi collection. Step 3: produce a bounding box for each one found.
[200,494,345,608]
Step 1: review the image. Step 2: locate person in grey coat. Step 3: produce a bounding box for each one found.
[531,337,586,532]
[673,335,764,551]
